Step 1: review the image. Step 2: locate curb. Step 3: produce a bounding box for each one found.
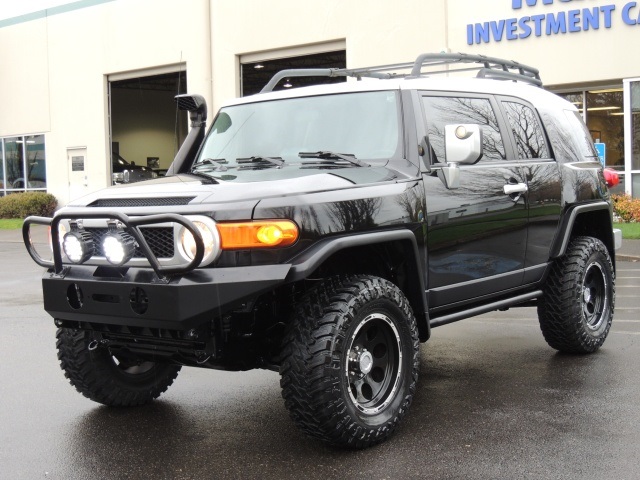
[617,255,640,263]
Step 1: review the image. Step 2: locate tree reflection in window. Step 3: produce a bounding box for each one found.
[503,102,549,159]
[422,96,506,162]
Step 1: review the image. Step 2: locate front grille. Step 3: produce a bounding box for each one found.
[85,227,174,258]
[88,197,195,208]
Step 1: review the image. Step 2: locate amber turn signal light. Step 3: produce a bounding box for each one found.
[217,220,298,249]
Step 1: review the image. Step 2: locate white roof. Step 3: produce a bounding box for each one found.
[223,75,575,115]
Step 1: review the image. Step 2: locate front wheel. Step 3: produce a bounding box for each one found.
[280,275,420,448]
[538,236,615,354]
[56,328,181,406]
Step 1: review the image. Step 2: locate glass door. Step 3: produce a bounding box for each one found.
[624,78,640,198]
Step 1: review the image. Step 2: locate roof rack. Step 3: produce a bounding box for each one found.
[260,52,542,93]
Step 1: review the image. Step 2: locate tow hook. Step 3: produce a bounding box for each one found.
[87,339,110,351]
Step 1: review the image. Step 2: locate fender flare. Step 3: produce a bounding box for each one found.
[287,229,430,341]
[550,201,612,259]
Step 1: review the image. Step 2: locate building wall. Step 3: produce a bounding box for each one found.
[209,0,448,112]
[446,0,632,87]
[1,0,638,204]
[0,0,212,205]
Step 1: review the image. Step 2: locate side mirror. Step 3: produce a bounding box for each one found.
[445,124,483,165]
[437,124,483,190]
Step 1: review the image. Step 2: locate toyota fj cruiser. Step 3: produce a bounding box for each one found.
[23,53,622,448]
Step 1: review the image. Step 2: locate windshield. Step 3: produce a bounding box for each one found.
[193,90,401,182]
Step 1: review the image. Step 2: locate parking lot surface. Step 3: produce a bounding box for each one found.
[1,237,639,480]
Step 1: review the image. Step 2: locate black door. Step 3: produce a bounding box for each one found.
[420,94,529,310]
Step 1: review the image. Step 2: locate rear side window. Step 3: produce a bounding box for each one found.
[422,96,506,162]
[563,110,599,158]
[502,101,550,159]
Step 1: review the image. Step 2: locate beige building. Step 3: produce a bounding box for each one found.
[0,0,637,205]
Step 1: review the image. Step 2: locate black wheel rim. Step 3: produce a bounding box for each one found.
[345,313,402,415]
[112,354,155,375]
[582,260,609,331]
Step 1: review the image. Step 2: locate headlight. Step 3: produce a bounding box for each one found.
[102,231,136,265]
[63,230,95,264]
[178,216,220,266]
[112,172,124,183]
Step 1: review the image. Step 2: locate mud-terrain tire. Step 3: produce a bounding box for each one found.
[538,236,615,354]
[280,275,420,448]
[57,328,181,406]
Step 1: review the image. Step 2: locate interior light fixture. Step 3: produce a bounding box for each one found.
[609,112,625,116]
[586,106,621,111]
[283,79,292,88]
[588,88,623,94]
[254,64,264,69]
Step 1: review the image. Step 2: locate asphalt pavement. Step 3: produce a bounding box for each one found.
[1,228,640,479]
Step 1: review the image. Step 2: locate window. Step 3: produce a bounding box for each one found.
[0,135,46,195]
[240,42,346,96]
[556,89,623,168]
[194,91,401,183]
[422,96,506,162]
[563,110,599,159]
[502,101,549,159]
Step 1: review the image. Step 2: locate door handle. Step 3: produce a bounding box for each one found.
[503,183,528,196]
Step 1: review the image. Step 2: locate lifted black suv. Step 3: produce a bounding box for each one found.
[24,53,621,448]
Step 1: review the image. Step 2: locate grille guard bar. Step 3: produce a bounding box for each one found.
[23,211,205,277]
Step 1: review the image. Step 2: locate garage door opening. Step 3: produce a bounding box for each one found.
[241,50,346,96]
[109,71,187,183]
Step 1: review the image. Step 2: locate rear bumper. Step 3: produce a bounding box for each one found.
[43,264,291,330]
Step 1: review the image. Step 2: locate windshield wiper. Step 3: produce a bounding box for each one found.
[184,171,218,184]
[298,151,370,167]
[236,156,284,168]
[192,158,228,172]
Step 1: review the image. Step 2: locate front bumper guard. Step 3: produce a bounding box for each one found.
[42,264,291,330]
[23,211,206,278]
[24,212,292,329]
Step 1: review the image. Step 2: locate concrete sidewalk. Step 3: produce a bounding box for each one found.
[617,239,640,262]
[2,227,639,262]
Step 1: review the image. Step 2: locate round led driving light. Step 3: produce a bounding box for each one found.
[102,231,136,266]
[63,230,95,264]
[178,217,220,266]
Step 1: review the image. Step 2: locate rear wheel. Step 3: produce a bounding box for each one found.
[280,275,420,448]
[538,236,615,353]
[56,328,181,406]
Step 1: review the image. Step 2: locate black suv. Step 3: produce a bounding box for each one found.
[24,53,621,449]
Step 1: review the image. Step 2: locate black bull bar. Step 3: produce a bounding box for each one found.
[22,212,291,330]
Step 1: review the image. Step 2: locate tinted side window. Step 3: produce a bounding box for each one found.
[422,96,506,162]
[563,110,599,159]
[502,102,550,159]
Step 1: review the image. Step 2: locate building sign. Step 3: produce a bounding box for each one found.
[467,0,640,44]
